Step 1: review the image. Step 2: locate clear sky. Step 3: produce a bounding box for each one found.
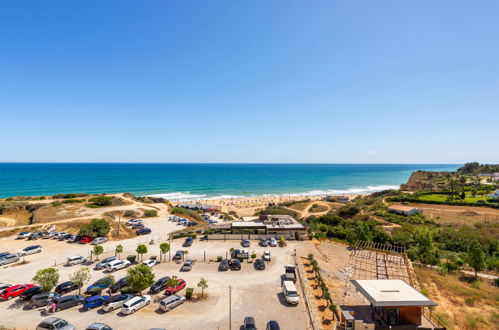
[1,1,498,163]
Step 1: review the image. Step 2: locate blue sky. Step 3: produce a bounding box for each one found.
[1,1,498,163]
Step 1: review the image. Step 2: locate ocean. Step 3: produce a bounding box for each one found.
[0,163,459,200]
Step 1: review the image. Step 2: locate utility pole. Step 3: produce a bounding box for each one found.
[117,214,121,237]
[169,234,172,262]
[229,285,232,330]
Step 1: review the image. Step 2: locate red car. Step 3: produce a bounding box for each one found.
[79,236,94,244]
[164,279,186,296]
[0,284,34,300]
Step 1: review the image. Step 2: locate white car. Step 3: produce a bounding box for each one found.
[17,245,43,256]
[91,237,108,245]
[67,256,87,266]
[142,259,158,268]
[121,295,151,314]
[126,219,142,226]
[106,260,131,272]
[263,250,271,261]
[53,232,68,239]
[17,232,31,239]
[269,238,278,247]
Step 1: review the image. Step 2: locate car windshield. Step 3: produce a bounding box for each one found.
[288,290,298,297]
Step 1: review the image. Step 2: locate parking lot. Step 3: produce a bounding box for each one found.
[0,216,309,329]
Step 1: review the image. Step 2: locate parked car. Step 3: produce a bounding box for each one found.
[136,228,151,235]
[282,280,299,305]
[29,292,61,309]
[149,276,170,294]
[84,295,110,310]
[159,294,186,312]
[172,250,184,261]
[164,279,186,296]
[131,223,144,230]
[244,317,257,330]
[0,284,34,300]
[67,235,80,243]
[55,281,80,295]
[219,259,230,271]
[142,258,157,268]
[95,256,118,270]
[55,295,85,311]
[106,259,131,272]
[85,323,112,330]
[241,239,251,247]
[259,238,268,247]
[121,295,151,314]
[102,294,133,312]
[183,237,193,247]
[269,237,278,247]
[0,252,9,258]
[19,285,42,300]
[17,232,31,239]
[266,320,281,330]
[230,259,241,270]
[91,237,107,245]
[263,250,271,261]
[181,260,195,271]
[0,253,20,265]
[126,219,142,226]
[108,277,128,294]
[36,317,75,330]
[60,234,73,241]
[0,283,12,291]
[79,236,94,244]
[254,259,266,270]
[28,233,40,240]
[86,277,114,293]
[42,232,53,239]
[17,245,42,256]
[66,255,87,266]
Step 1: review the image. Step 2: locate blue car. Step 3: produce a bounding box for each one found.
[86,277,114,293]
[84,295,110,310]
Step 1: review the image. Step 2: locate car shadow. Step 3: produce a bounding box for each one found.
[7,300,24,310]
[96,308,107,315]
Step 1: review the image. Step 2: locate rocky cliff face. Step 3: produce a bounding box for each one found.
[400,171,447,191]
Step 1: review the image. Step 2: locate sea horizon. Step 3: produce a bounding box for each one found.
[0,163,460,200]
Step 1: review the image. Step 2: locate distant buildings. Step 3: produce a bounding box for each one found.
[177,203,220,211]
[387,205,423,216]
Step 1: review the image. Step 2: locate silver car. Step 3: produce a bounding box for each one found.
[36,317,75,330]
[101,294,133,312]
[159,294,186,312]
[0,253,20,265]
[91,237,107,245]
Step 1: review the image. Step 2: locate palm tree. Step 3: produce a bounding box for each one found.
[183,250,189,261]
[159,243,170,262]
[197,277,208,297]
[115,244,123,258]
[166,275,179,288]
[459,175,467,198]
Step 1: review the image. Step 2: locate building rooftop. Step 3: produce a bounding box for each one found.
[231,221,267,228]
[351,279,436,307]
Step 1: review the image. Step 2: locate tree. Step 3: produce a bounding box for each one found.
[32,268,59,292]
[70,267,91,295]
[354,222,372,242]
[159,243,170,262]
[250,252,257,261]
[279,236,287,247]
[115,244,123,258]
[166,275,179,289]
[197,277,208,297]
[467,240,486,280]
[416,230,439,265]
[183,250,189,261]
[126,264,155,294]
[93,245,104,261]
[136,244,148,261]
[89,195,113,206]
[143,209,158,217]
[78,218,111,237]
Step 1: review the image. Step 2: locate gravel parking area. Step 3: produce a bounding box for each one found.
[0,220,309,330]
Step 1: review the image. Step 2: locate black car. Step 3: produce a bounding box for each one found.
[149,276,170,294]
[266,320,280,330]
[254,259,265,270]
[219,259,230,271]
[55,295,85,311]
[19,286,42,300]
[29,292,60,309]
[60,234,73,241]
[28,233,39,240]
[0,252,9,259]
[108,277,128,294]
[183,237,193,247]
[136,228,151,235]
[172,250,184,261]
[230,259,241,270]
[244,317,257,330]
[55,281,79,295]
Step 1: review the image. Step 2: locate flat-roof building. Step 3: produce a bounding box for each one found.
[387,205,423,216]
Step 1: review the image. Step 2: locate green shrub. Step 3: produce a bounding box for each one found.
[51,201,62,207]
[88,196,113,207]
[127,255,137,263]
[143,209,158,217]
[185,288,194,299]
[217,256,223,262]
[124,210,138,217]
[78,218,110,237]
[62,199,84,204]
[171,207,204,221]
[89,287,102,296]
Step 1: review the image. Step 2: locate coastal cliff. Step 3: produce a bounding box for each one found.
[400,171,447,191]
